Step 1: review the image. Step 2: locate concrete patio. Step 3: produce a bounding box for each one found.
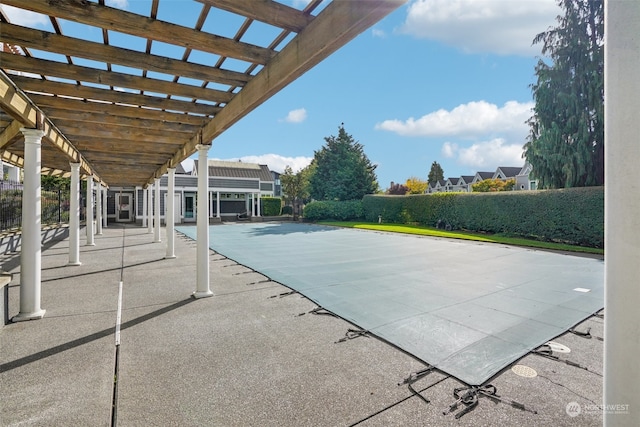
[1,223,606,426]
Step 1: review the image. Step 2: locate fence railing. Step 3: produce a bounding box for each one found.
[1,180,77,232]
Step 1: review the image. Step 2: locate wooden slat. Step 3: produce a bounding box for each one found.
[3,0,275,64]
[161,0,406,182]
[1,53,235,104]
[15,77,220,116]
[59,125,190,144]
[73,141,177,155]
[47,110,201,133]
[0,23,251,88]
[197,0,314,33]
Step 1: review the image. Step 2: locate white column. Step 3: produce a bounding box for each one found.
[147,185,153,233]
[8,164,20,182]
[13,128,45,321]
[86,175,95,246]
[102,188,108,228]
[166,168,176,259]
[141,187,147,227]
[194,144,213,298]
[68,162,81,266]
[95,181,103,235]
[257,192,261,217]
[153,177,161,243]
[604,1,640,425]
[216,191,220,218]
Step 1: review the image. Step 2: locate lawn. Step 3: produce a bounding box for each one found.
[319,221,604,256]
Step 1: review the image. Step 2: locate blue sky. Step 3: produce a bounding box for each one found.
[2,0,561,189]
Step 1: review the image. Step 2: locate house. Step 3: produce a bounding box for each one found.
[427,166,536,193]
[106,160,275,224]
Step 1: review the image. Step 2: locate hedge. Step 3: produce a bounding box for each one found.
[362,187,604,248]
[303,200,363,221]
[261,197,282,216]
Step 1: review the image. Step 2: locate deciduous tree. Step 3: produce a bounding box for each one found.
[405,176,429,194]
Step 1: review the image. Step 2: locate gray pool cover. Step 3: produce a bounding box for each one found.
[177,223,604,386]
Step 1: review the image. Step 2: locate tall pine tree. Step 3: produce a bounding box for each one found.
[309,125,378,201]
[427,161,444,185]
[524,0,604,188]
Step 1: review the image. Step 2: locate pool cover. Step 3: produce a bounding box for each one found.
[176,223,604,386]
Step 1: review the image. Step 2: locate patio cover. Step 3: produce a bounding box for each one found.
[177,223,604,386]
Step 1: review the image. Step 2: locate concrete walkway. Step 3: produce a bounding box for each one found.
[1,224,605,426]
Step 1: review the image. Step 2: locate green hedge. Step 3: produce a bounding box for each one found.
[363,187,604,248]
[303,200,364,221]
[261,197,282,216]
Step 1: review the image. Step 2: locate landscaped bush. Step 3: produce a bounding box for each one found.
[282,205,293,215]
[363,187,604,248]
[303,200,363,221]
[261,197,282,216]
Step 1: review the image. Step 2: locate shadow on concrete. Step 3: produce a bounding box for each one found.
[0,297,195,372]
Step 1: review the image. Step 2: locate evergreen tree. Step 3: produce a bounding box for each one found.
[309,125,378,201]
[427,161,444,185]
[524,0,604,188]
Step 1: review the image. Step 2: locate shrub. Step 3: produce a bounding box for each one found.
[261,197,282,216]
[363,187,604,248]
[282,205,293,215]
[303,200,363,221]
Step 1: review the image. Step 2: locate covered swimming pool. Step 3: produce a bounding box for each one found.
[177,222,604,386]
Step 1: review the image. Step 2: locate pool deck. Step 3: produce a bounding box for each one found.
[1,223,606,426]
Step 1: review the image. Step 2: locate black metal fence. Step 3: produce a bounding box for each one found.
[1,180,74,232]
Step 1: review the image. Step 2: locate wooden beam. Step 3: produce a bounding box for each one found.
[0,23,251,88]
[197,0,314,33]
[4,0,275,64]
[1,150,24,168]
[59,125,189,144]
[47,110,201,133]
[0,70,100,179]
[15,77,220,116]
[159,0,406,183]
[0,119,22,149]
[73,142,177,155]
[1,53,234,103]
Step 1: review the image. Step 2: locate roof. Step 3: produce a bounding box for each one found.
[496,166,524,178]
[0,1,403,188]
[193,159,273,181]
[460,175,475,183]
[475,171,494,180]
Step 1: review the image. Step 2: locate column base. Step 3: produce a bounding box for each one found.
[86,243,96,247]
[154,239,162,243]
[12,309,46,322]
[165,255,176,259]
[192,290,213,299]
[68,261,82,266]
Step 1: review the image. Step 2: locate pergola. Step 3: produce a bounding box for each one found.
[0,0,405,314]
[1,1,639,422]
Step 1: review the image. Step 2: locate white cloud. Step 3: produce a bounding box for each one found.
[281,108,307,123]
[375,100,533,140]
[372,28,386,38]
[106,0,129,8]
[215,154,313,174]
[0,5,49,27]
[400,0,560,56]
[442,138,524,169]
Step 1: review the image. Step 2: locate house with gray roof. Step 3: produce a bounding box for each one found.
[106,160,275,224]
